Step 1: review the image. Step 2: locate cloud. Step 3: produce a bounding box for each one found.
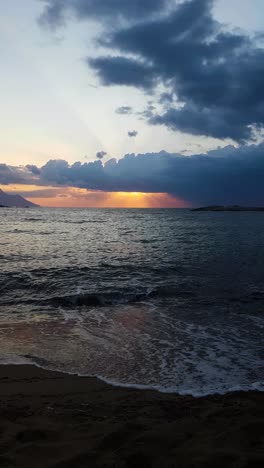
[128,130,138,138]
[96,151,107,159]
[0,164,37,185]
[38,143,264,205]
[116,106,133,115]
[75,0,264,143]
[39,0,170,27]
[26,164,41,175]
[3,142,263,206]
[88,56,157,90]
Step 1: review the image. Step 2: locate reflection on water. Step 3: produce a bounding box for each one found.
[0,208,263,395]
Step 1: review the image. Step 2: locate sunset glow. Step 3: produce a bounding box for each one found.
[0,3,263,457]
[1,184,188,208]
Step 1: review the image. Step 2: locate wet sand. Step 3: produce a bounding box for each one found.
[0,365,263,467]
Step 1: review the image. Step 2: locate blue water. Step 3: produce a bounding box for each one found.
[0,208,263,395]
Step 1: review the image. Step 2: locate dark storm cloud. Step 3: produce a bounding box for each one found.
[3,143,264,204]
[128,130,138,138]
[88,56,157,90]
[85,0,264,143]
[26,164,41,175]
[116,106,133,115]
[0,164,13,184]
[96,151,107,159]
[29,142,264,206]
[39,0,170,27]
[0,164,36,185]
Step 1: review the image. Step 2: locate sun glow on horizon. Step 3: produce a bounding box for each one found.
[1,184,189,208]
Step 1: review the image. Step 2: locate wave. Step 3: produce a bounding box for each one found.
[2,263,264,311]
[0,279,195,308]
[98,262,184,274]
[6,229,54,236]
[37,231,54,236]
[24,218,41,222]
[1,354,263,397]
[84,376,264,397]
[7,229,32,234]
[134,239,158,244]
[1,261,183,278]
[31,283,200,309]
[49,289,153,308]
[0,254,32,263]
[120,230,134,236]
[63,220,107,225]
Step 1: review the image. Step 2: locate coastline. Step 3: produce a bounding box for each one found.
[0,365,263,467]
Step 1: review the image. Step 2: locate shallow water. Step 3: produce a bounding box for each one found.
[0,207,263,395]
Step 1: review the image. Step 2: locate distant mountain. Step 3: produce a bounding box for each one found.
[0,189,39,208]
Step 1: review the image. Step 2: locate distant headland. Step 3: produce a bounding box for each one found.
[0,189,39,208]
[192,205,264,212]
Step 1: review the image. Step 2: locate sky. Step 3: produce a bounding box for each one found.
[1,0,264,207]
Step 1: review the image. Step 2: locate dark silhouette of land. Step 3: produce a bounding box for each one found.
[0,189,38,208]
[192,205,264,212]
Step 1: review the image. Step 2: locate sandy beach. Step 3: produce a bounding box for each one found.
[0,365,263,467]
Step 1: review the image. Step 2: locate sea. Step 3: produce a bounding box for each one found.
[0,208,263,396]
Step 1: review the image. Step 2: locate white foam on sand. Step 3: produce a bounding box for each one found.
[0,352,263,397]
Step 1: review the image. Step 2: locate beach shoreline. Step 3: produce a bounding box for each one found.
[0,365,263,467]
